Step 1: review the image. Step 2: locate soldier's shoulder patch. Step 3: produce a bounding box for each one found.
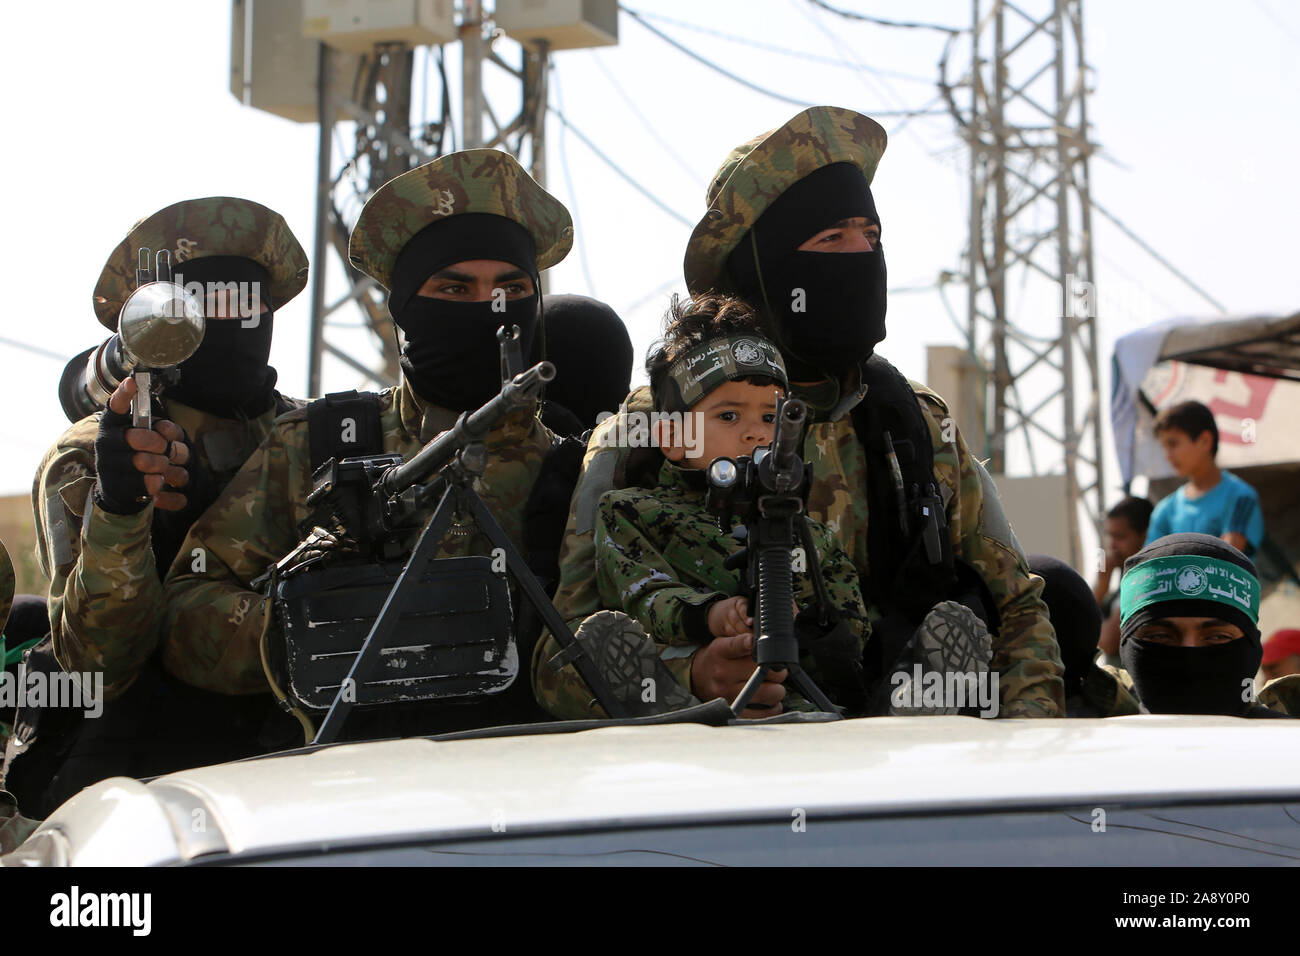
[909,380,952,420]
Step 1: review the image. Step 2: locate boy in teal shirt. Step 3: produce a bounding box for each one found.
[1147,400,1264,555]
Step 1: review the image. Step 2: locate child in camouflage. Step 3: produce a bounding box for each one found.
[592,294,870,715]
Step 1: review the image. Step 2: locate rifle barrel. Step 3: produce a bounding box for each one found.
[377,360,555,497]
[768,397,807,482]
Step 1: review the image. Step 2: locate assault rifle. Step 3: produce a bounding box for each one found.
[276,327,630,744]
[705,396,843,718]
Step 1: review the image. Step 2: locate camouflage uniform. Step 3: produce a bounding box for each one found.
[1258,674,1300,715]
[162,149,571,697]
[33,197,309,700]
[1067,663,1140,717]
[161,385,550,694]
[1106,665,1298,718]
[534,107,1064,719]
[535,384,1063,718]
[35,400,298,699]
[595,459,868,701]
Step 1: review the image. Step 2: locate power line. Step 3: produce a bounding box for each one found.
[795,0,910,114]
[888,93,945,138]
[1089,199,1228,313]
[551,64,598,297]
[547,106,695,228]
[620,5,817,108]
[0,335,70,363]
[620,7,945,118]
[794,0,953,152]
[622,276,684,315]
[806,0,961,34]
[589,50,702,186]
[623,6,936,83]
[1253,0,1300,45]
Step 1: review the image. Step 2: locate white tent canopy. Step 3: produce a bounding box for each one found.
[1111,312,1300,486]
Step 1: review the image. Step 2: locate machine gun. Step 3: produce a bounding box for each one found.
[268,327,631,745]
[58,248,205,426]
[704,396,843,718]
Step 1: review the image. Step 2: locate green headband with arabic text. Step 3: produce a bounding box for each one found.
[1120,555,1261,626]
[656,335,788,412]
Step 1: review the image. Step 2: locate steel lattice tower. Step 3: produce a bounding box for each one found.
[305,0,550,396]
[940,0,1103,566]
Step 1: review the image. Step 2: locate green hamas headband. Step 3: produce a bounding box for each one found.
[1120,554,1261,626]
[657,335,788,411]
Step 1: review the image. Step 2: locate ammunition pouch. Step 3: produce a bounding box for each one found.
[272,555,515,712]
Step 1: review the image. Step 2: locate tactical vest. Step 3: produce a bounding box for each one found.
[261,390,550,739]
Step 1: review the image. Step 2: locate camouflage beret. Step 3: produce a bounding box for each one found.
[683,106,887,296]
[92,197,309,330]
[348,148,573,291]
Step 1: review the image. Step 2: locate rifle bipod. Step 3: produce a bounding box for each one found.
[725,505,842,720]
[312,448,630,744]
[704,396,845,721]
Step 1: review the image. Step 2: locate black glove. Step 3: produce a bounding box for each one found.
[92,406,149,515]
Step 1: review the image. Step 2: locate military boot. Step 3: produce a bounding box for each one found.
[565,610,700,717]
[886,600,993,716]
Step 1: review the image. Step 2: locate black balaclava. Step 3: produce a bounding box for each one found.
[724,162,887,379]
[531,294,633,434]
[165,255,277,418]
[1119,533,1263,716]
[389,214,540,411]
[1028,553,1102,697]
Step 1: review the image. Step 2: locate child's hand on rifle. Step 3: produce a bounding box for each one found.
[708,596,752,638]
[690,627,787,717]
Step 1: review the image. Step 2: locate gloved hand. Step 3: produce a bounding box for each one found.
[93,376,193,515]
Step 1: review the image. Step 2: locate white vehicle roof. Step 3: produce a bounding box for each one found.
[10,715,1300,866]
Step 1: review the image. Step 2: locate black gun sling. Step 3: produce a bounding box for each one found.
[850,356,1000,685]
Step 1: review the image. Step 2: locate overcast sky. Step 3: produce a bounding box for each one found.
[1,0,1296,515]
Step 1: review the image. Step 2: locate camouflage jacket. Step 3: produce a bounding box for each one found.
[1258,674,1300,716]
[1065,663,1140,717]
[595,459,868,693]
[1106,666,1299,718]
[534,380,1065,719]
[34,397,296,700]
[161,380,552,695]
